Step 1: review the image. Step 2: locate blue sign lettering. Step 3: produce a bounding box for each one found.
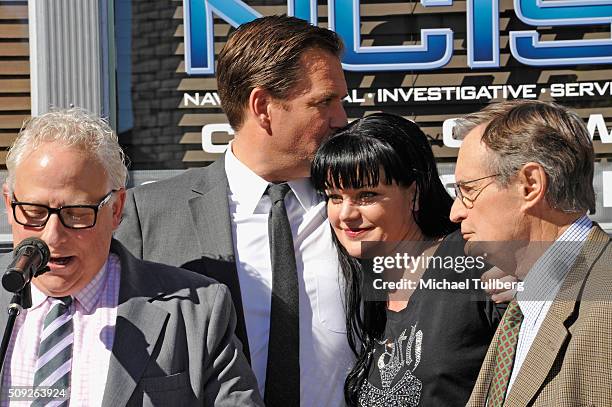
[330,0,453,71]
[511,0,612,66]
[183,0,612,74]
[183,0,261,75]
[467,0,499,67]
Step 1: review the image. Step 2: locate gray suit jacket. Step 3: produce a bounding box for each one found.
[0,239,264,407]
[114,159,251,359]
[467,225,612,407]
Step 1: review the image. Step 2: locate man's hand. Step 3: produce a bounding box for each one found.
[481,267,518,303]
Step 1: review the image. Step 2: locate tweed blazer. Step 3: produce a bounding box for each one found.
[467,225,612,407]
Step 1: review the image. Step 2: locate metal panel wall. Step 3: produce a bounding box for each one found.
[29,0,104,116]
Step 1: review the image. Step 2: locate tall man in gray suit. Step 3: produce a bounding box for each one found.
[116,16,353,406]
[0,109,263,406]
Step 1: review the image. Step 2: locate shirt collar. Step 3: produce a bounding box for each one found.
[30,282,48,310]
[288,178,321,212]
[29,255,111,313]
[73,256,110,313]
[517,214,592,317]
[556,214,592,242]
[224,141,321,214]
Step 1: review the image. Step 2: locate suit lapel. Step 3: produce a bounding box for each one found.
[505,225,610,405]
[101,297,168,407]
[504,308,569,405]
[102,241,170,407]
[186,159,250,361]
[188,159,235,261]
[467,330,500,406]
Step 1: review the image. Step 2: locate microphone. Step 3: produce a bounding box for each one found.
[2,238,50,293]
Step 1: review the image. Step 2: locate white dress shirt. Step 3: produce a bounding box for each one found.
[225,144,354,406]
[506,215,592,394]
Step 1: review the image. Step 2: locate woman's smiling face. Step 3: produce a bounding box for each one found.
[326,181,420,258]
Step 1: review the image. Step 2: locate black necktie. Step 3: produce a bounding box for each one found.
[264,183,300,405]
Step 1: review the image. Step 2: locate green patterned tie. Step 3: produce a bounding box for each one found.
[488,299,523,407]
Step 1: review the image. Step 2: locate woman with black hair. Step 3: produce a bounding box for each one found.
[311,113,504,407]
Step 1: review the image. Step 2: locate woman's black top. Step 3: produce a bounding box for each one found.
[358,230,505,407]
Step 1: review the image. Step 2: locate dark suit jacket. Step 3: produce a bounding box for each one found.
[114,159,251,358]
[0,239,264,407]
[467,225,612,407]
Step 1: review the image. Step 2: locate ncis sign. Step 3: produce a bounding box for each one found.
[183,0,612,75]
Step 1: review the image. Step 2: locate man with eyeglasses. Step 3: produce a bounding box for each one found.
[0,108,263,406]
[450,100,611,407]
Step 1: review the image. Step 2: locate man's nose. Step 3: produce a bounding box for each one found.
[449,197,466,223]
[40,213,68,246]
[330,102,348,129]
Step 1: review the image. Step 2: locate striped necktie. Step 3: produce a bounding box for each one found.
[488,299,523,407]
[32,296,73,406]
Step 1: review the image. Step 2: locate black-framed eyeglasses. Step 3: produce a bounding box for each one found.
[452,174,500,209]
[11,190,117,229]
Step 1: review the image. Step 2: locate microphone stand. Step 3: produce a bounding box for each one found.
[0,282,32,369]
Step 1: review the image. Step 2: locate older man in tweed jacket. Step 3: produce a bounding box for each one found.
[449,100,612,407]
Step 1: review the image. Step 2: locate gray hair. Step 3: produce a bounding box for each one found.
[453,100,523,140]
[6,108,128,191]
[455,100,595,214]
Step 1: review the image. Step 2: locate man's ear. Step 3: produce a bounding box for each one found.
[517,162,547,210]
[3,183,13,226]
[248,87,273,134]
[111,188,127,229]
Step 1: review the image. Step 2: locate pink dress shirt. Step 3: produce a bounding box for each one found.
[1,253,120,407]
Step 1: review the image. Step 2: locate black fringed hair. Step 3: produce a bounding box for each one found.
[312,112,457,238]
